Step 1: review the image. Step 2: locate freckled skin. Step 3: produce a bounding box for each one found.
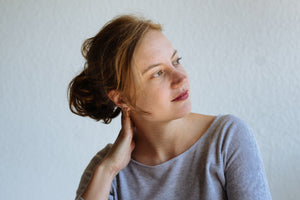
[130,30,191,123]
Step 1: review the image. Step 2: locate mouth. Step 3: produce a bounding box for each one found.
[171,90,189,102]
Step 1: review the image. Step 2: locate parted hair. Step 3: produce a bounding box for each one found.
[68,15,162,124]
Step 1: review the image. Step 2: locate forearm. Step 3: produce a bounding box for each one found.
[81,160,116,200]
[78,111,134,200]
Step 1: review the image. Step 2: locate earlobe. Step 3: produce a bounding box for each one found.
[108,90,129,111]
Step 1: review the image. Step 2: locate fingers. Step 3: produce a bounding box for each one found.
[121,109,133,135]
[130,139,135,151]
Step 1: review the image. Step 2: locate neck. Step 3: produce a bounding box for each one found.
[130,113,193,165]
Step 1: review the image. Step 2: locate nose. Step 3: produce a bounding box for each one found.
[170,68,188,88]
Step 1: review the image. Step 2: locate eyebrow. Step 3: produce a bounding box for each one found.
[142,50,178,75]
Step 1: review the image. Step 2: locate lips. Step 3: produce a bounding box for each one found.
[172,90,189,102]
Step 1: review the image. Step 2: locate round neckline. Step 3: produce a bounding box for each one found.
[130,114,222,168]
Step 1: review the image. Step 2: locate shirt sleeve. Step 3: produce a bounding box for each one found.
[74,144,114,200]
[222,115,272,200]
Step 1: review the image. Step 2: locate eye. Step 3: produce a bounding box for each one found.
[153,70,163,78]
[173,57,182,66]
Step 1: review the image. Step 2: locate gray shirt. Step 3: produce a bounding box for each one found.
[75,114,272,200]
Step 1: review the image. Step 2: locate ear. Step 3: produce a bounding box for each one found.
[107,90,129,111]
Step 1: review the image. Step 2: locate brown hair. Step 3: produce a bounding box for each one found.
[68,15,162,124]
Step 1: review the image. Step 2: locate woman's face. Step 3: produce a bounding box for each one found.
[130,30,191,122]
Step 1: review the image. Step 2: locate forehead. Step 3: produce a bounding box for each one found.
[133,30,175,71]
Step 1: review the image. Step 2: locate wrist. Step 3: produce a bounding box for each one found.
[97,158,120,178]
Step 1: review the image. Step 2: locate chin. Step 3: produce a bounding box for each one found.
[136,100,192,122]
[172,101,192,120]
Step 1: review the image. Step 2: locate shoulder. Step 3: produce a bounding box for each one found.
[212,114,254,139]
[187,113,253,144]
[188,113,250,134]
[75,144,113,199]
[212,114,261,165]
[205,114,258,156]
[214,115,272,199]
[216,114,250,129]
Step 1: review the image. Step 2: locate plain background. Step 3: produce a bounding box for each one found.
[0,0,299,199]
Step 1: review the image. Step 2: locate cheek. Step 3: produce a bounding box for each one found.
[136,85,169,108]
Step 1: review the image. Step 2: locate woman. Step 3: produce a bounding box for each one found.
[69,15,272,200]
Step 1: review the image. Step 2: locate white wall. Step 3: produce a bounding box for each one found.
[0,0,299,199]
